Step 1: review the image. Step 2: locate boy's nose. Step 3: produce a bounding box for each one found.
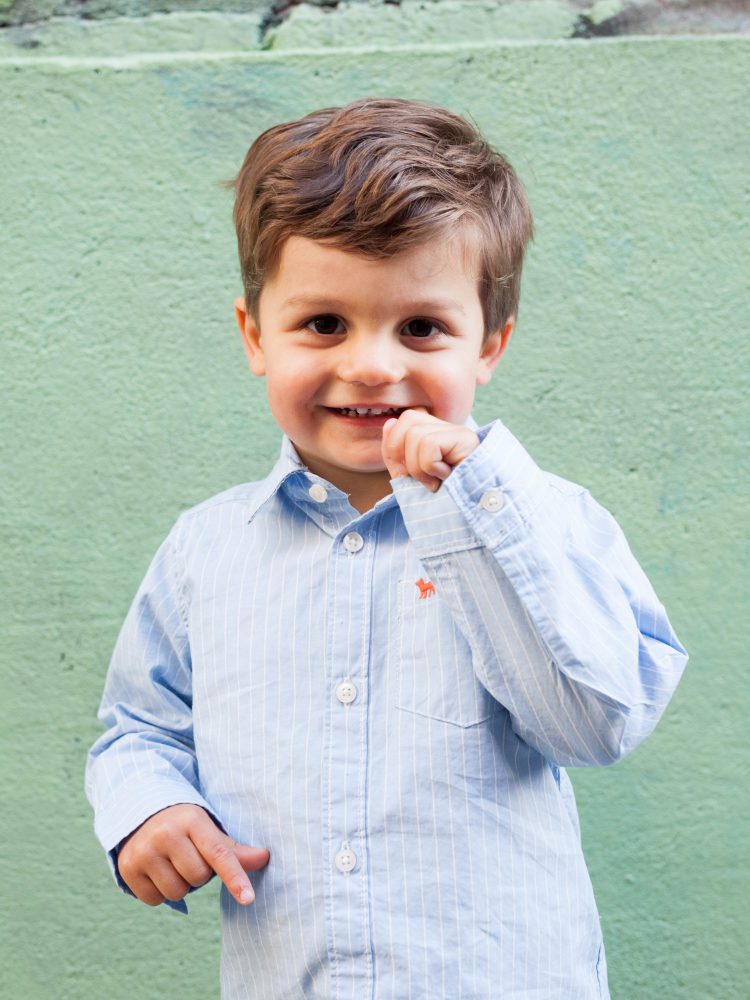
[337,336,406,386]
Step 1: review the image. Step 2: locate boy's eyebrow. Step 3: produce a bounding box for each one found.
[280,294,467,315]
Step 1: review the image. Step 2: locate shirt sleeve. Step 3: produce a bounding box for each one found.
[85,519,218,909]
[392,419,688,768]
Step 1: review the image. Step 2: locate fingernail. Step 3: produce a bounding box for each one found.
[239,886,254,904]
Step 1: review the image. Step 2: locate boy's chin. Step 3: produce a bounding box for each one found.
[299,452,388,484]
[334,464,390,481]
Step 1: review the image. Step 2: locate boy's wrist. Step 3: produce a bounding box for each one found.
[393,419,549,557]
[95,784,217,867]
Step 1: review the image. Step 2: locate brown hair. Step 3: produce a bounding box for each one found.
[231,97,533,337]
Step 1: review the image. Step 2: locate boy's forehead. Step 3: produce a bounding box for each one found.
[270,232,483,288]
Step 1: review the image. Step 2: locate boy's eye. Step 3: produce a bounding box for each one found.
[308,315,342,335]
[402,318,442,339]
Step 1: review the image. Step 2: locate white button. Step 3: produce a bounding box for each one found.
[479,488,504,513]
[343,531,364,553]
[308,483,328,503]
[335,845,357,873]
[336,679,357,705]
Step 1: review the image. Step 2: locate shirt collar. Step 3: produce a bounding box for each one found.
[245,436,307,523]
[246,414,479,523]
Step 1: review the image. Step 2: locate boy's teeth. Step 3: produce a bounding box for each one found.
[337,406,402,416]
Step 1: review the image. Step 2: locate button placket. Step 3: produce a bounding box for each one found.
[322,520,375,987]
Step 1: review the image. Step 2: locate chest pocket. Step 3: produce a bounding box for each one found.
[395,577,496,728]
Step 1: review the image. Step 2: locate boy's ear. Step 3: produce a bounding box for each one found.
[476,317,514,386]
[234,295,266,376]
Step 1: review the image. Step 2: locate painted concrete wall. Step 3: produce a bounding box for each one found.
[2,6,748,998]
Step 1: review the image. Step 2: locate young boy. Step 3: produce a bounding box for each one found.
[86,98,687,999]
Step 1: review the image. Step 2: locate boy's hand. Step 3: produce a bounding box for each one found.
[381,408,479,492]
[117,803,270,907]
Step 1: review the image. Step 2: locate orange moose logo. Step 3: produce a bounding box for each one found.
[415,578,435,599]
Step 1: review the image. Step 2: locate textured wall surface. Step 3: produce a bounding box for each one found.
[1,9,748,999]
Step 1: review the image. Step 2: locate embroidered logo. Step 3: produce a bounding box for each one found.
[415,577,435,599]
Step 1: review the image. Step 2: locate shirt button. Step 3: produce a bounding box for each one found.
[335,845,357,874]
[342,531,364,553]
[335,679,357,705]
[308,483,328,503]
[479,488,504,513]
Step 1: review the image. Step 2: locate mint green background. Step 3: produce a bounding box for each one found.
[2,19,748,1000]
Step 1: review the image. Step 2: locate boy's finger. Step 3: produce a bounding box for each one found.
[130,872,166,908]
[381,417,408,477]
[416,434,454,482]
[169,838,215,888]
[191,824,269,905]
[404,428,442,485]
[149,858,192,903]
[427,460,452,481]
[438,429,480,467]
[409,427,478,486]
[233,843,272,873]
[199,836,257,904]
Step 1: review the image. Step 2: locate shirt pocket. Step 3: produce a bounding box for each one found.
[395,577,496,728]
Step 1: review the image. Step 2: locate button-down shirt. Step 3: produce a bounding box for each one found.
[86,419,687,1000]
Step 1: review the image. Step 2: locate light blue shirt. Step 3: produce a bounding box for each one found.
[86,419,687,1000]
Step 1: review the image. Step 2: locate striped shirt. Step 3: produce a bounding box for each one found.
[86,418,687,1000]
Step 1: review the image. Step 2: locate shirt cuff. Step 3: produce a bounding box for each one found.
[392,419,549,557]
[97,782,219,914]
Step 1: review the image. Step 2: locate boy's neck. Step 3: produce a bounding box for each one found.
[290,441,394,513]
[345,473,393,514]
[305,462,392,514]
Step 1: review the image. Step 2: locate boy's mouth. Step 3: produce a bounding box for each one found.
[328,406,408,418]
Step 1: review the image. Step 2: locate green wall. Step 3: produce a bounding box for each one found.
[2,10,748,999]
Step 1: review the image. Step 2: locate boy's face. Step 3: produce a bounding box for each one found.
[236,235,511,504]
